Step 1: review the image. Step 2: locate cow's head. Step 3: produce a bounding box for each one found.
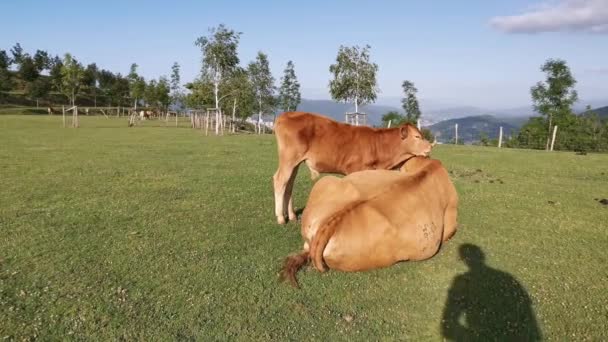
[399,124,433,157]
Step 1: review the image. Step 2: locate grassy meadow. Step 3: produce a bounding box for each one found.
[0,115,606,340]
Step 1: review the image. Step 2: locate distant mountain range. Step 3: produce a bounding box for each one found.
[588,105,608,119]
[427,115,518,143]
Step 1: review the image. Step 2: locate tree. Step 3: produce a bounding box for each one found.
[0,50,11,70]
[20,55,41,106]
[144,79,158,108]
[127,63,145,109]
[170,62,183,110]
[222,67,256,132]
[26,78,51,107]
[10,43,24,66]
[109,74,130,107]
[19,56,39,82]
[195,24,242,135]
[381,110,405,127]
[82,63,99,107]
[421,128,435,142]
[401,80,421,123]
[329,44,378,113]
[479,131,490,146]
[278,60,301,112]
[0,50,13,102]
[60,53,84,106]
[0,69,11,102]
[156,76,171,113]
[184,78,214,110]
[530,59,578,150]
[49,56,63,92]
[248,51,275,134]
[98,69,116,106]
[33,50,50,72]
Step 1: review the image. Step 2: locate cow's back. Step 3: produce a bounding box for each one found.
[275,112,390,174]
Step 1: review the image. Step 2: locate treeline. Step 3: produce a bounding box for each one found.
[0,43,177,113]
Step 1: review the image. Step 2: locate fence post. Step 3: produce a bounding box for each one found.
[417,119,421,130]
[550,125,558,151]
[498,126,503,148]
[387,120,392,128]
[455,123,458,145]
[62,106,66,128]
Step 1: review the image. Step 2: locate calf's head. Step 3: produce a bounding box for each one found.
[399,124,433,157]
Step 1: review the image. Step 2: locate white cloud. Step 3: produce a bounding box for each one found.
[490,0,608,34]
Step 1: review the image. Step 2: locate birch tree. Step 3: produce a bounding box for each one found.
[222,67,255,132]
[329,44,378,113]
[531,59,578,150]
[127,63,145,109]
[170,62,183,110]
[401,80,421,123]
[60,53,84,106]
[248,51,275,134]
[195,24,241,135]
[278,60,301,112]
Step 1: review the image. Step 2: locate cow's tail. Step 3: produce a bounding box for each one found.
[310,201,363,272]
[279,250,310,288]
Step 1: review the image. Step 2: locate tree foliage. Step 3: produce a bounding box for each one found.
[381,111,405,127]
[221,67,256,120]
[10,43,23,65]
[19,56,39,82]
[0,50,11,70]
[33,50,50,72]
[248,51,275,132]
[127,63,146,108]
[530,59,578,150]
[26,78,51,102]
[60,53,84,106]
[278,60,301,112]
[195,24,242,133]
[401,80,421,123]
[170,62,183,109]
[329,44,378,112]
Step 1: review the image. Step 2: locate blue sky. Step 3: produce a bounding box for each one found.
[1,0,606,109]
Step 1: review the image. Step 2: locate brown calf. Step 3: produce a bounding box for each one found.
[272,111,433,224]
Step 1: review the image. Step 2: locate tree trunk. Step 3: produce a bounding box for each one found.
[258,99,262,135]
[545,114,553,151]
[232,98,237,134]
[214,80,220,136]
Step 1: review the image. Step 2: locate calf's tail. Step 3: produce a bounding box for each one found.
[279,251,310,288]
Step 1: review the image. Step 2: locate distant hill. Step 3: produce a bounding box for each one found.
[587,105,608,119]
[295,99,400,126]
[427,115,518,144]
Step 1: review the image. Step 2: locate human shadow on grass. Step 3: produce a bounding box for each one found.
[441,243,542,341]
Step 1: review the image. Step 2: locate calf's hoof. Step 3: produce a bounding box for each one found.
[288,214,298,222]
[277,216,286,225]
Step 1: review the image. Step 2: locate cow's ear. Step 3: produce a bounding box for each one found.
[400,125,409,139]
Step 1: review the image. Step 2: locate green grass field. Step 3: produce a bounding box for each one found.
[1,115,606,340]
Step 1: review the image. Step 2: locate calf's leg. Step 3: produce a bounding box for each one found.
[273,163,298,224]
[285,166,299,222]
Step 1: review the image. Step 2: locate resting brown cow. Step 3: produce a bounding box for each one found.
[279,156,458,287]
[272,111,433,225]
